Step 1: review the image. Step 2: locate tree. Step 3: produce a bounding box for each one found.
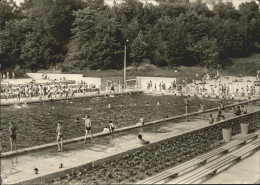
[0,0,22,29]
[63,5,124,71]
[20,0,86,71]
[130,31,150,63]
[239,1,260,54]
[187,36,219,69]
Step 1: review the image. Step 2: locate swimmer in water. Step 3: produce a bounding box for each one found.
[22,102,28,107]
[108,104,111,109]
[146,102,149,106]
[130,103,136,107]
[120,103,123,108]
[14,104,21,109]
[157,102,160,106]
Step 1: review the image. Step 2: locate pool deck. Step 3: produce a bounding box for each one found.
[1,105,259,184]
[0,90,143,106]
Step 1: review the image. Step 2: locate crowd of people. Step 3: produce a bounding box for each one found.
[147,81,168,93]
[208,102,248,125]
[1,72,15,80]
[1,81,100,100]
[144,74,258,99]
[186,81,258,99]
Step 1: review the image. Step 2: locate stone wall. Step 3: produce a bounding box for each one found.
[20,111,260,185]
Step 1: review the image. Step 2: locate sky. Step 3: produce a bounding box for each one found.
[12,0,257,9]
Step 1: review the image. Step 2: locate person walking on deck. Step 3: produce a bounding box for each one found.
[9,121,17,152]
[82,115,93,144]
[56,121,64,152]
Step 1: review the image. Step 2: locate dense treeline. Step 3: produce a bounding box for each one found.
[1,0,259,72]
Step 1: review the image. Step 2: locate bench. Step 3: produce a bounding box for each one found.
[170,138,260,184]
[137,132,259,184]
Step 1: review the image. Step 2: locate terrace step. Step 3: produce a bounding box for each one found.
[137,132,260,184]
[168,138,260,184]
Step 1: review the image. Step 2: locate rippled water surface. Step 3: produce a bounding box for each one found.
[1,94,236,152]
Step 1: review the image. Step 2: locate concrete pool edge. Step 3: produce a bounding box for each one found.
[1,98,259,158]
[15,112,260,185]
[0,90,143,106]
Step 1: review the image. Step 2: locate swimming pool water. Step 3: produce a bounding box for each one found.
[0,94,235,152]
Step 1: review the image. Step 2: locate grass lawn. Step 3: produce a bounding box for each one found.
[220,53,259,77]
[34,53,259,80]
[80,54,259,79]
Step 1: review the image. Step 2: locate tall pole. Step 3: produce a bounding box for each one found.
[124,41,126,90]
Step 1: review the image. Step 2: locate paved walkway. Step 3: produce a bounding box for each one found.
[1,105,259,184]
[202,150,260,184]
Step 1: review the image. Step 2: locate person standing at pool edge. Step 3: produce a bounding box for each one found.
[184,97,188,115]
[56,121,63,152]
[108,121,116,132]
[82,115,93,144]
[139,115,144,125]
[209,114,214,124]
[9,121,17,152]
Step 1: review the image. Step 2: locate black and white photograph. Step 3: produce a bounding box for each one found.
[0,0,260,184]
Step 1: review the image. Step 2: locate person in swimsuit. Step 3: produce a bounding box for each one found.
[241,105,247,114]
[184,97,188,115]
[0,128,3,152]
[82,115,93,144]
[139,115,144,125]
[219,102,224,110]
[138,133,150,145]
[234,106,242,116]
[56,121,63,152]
[108,121,116,132]
[9,121,17,152]
[209,114,214,124]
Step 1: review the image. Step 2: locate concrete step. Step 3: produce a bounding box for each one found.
[169,138,259,184]
[137,131,260,184]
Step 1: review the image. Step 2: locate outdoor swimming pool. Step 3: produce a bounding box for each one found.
[1,94,237,152]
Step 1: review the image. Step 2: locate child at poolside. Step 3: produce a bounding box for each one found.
[56,121,63,152]
[233,106,242,116]
[241,105,247,114]
[138,134,150,145]
[108,121,116,132]
[139,115,144,125]
[209,114,214,124]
